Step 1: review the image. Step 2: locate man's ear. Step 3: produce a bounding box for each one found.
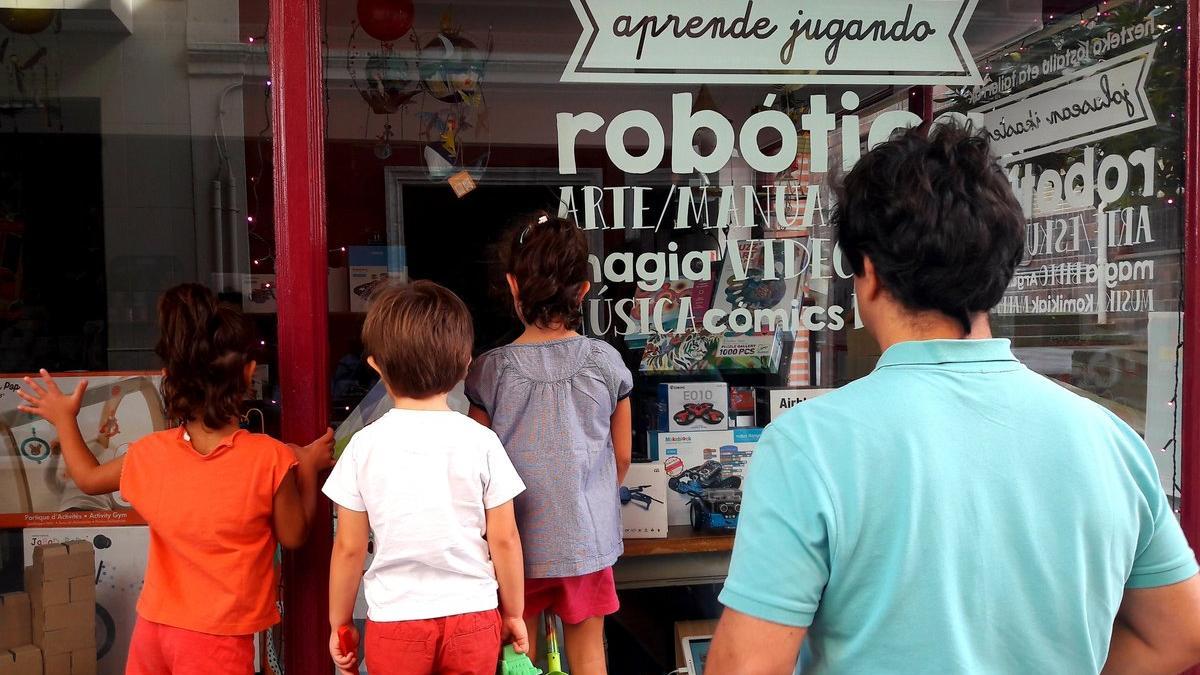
[577,280,591,305]
[858,256,883,302]
[366,355,382,376]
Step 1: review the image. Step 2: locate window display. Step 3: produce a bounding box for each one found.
[0,0,1188,673]
[316,0,1191,671]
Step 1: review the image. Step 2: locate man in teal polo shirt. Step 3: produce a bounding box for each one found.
[707,123,1200,674]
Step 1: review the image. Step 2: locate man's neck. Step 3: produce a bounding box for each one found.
[872,312,990,352]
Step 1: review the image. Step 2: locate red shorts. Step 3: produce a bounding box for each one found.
[126,617,254,675]
[365,609,500,675]
[524,567,620,625]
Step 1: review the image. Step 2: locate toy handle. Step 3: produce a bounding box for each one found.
[337,624,357,657]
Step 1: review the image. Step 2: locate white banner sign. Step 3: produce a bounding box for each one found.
[563,0,981,84]
[971,44,1157,161]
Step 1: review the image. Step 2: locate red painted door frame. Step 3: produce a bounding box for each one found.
[263,7,1200,675]
[268,0,332,672]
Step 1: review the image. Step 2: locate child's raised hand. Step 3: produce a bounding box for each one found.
[17,370,86,428]
[329,626,359,674]
[296,427,336,473]
[501,615,530,654]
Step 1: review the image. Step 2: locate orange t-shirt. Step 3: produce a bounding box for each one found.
[120,427,297,635]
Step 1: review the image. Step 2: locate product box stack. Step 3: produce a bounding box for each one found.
[25,541,97,675]
[0,591,41,675]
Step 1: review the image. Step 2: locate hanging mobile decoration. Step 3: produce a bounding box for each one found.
[417,11,492,106]
[374,122,395,160]
[0,10,62,131]
[360,51,421,114]
[345,4,494,184]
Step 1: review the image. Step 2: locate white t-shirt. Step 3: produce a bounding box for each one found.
[322,408,525,622]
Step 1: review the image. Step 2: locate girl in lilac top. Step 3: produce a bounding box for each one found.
[466,212,633,675]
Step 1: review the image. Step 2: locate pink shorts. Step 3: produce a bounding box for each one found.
[523,567,619,625]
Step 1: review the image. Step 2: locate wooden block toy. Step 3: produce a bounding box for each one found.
[0,645,43,675]
[0,594,30,651]
[32,543,93,583]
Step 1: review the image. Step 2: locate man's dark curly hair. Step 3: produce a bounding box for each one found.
[833,120,1026,333]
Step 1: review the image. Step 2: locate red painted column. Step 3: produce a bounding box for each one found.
[268,0,331,672]
[1181,0,1200,552]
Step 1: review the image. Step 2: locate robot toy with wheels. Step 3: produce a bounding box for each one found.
[667,459,743,532]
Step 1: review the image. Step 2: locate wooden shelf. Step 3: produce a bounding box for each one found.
[622,526,734,557]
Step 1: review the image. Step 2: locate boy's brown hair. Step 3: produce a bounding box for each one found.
[362,280,474,398]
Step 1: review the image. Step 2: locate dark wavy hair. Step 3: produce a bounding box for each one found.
[503,211,590,330]
[833,120,1025,333]
[155,284,256,428]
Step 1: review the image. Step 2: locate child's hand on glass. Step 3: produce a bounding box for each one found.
[17,370,86,428]
[294,427,335,473]
[502,615,530,654]
[329,625,359,674]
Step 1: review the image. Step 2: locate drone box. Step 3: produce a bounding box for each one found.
[620,463,668,539]
[659,383,729,432]
[657,429,762,527]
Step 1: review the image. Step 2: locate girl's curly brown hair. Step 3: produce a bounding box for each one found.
[155,284,256,428]
[502,212,590,330]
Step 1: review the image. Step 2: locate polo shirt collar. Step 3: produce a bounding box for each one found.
[875,338,1019,370]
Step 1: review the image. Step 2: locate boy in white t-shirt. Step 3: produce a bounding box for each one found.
[325,281,529,675]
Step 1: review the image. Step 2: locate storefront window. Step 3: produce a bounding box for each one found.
[318,1,1187,672]
[0,1,278,672]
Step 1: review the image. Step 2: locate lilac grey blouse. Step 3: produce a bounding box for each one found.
[465,336,633,579]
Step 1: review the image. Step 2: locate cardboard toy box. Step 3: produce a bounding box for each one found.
[25,541,96,675]
[0,645,43,675]
[711,332,784,374]
[24,528,149,675]
[657,429,762,527]
[639,331,785,375]
[242,274,277,314]
[620,463,668,539]
[659,383,729,432]
[766,387,836,423]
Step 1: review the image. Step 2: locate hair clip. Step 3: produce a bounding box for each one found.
[519,215,550,245]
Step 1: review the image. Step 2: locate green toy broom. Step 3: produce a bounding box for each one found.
[497,613,568,675]
[543,613,567,675]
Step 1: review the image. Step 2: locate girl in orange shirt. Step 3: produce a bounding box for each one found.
[18,283,334,675]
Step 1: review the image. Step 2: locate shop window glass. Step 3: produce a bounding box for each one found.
[0,1,280,671]
[321,1,1188,671]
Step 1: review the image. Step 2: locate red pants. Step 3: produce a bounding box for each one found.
[126,617,254,675]
[366,609,500,675]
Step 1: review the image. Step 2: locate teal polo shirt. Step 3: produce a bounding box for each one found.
[720,338,1198,674]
